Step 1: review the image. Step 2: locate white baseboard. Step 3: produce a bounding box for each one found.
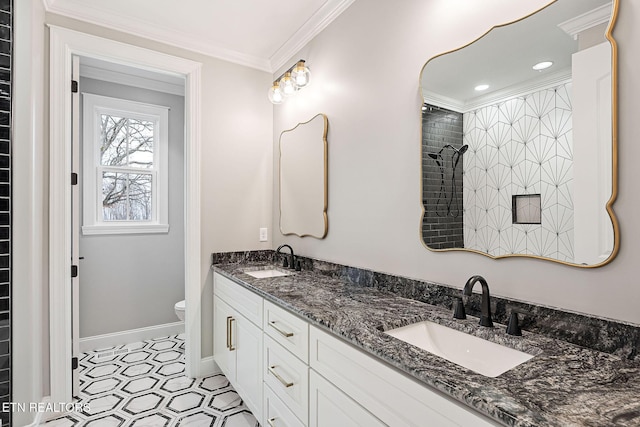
[199,356,221,378]
[79,321,185,353]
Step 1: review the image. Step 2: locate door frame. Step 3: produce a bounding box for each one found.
[49,25,203,403]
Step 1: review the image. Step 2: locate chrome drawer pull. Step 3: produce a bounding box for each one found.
[269,321,294,338]
[269,365,294,388]
[267,418,277,427]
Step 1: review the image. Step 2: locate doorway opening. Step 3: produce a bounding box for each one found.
[49,26,203,403]
[73,56,187,395]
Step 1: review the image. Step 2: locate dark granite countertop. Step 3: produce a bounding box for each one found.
[212,262,640,427]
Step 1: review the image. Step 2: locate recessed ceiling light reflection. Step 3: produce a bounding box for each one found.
[475,84,489,91]
[532,61,553,71]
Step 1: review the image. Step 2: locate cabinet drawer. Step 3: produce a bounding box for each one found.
[309,370,385,427]
[264,336,309,424]
[264,384,306,427]
[309,326,500,427]
[214,272,263,327]
[264,301,309,362]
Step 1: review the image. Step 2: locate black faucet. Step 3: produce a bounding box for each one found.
[462,275,494,327]
[276,244,295,269]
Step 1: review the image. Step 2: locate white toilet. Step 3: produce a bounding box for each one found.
[174,300,185,321]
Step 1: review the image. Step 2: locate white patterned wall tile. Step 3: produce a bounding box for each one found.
[477,105,500,131]
[499,97,526,125]
[513,114,539,144]
[540,228,560,259]
[463,83,573,260]
[527,135,555,165]
[557,132,573,161]
[488,121,511,150]
[501,227,527,255]
[525,160,541,194]
[558,179,573,210]
[559,229,575,262]
[525,90,555,119]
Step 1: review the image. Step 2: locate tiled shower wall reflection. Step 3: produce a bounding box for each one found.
[422,106,464,249]
[463,83,574,261]
[0,1,9,426]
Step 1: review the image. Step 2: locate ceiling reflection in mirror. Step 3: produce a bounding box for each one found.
[420,0,619,267]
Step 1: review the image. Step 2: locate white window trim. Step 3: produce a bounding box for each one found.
[82,93,170,235]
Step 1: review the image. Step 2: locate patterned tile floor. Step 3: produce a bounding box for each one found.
[45,334,260,426]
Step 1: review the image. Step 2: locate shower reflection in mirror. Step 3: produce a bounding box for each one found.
[422,104,467,249]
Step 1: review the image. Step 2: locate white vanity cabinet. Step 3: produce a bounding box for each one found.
[309,370,386,427]
[213,274,263,419]
[309,326,500,427]
[213,272,500,427]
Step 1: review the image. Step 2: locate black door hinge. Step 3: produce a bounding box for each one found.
[71,80,78,93]
[71,173,78,186]
[72,357,78,370]
[71,265,78,278]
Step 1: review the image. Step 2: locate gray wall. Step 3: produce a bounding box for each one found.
[273,0,640,326]
[79,77,185,338]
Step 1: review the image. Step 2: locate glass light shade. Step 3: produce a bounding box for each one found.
[291,61,311,88]
[268,83,284,104]
[279,72,297,96]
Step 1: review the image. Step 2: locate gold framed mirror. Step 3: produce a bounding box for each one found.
[279,113,328,238]
[419,0,619,267]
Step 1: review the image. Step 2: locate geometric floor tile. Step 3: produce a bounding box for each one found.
[130,412,172,426]
[223,411,259,427]
[122,391,165,415]
[122,376,160,394]
[157,361,185,377]
[208,391,243,412]
[175,411,217,426]
[82,377,122,396]
[161,376,196,393]
[166,391,206,414]
[153,350,183,363]
[199,375,229,392]
[44,335,258,427]
[121,362,155,378]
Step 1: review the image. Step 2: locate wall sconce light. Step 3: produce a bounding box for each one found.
[268,59,310,104]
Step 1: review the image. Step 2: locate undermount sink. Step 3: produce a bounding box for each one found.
[244,268,293,279]
[385,320,534,377]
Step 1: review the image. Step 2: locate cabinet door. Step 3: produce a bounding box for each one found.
[309,371,385,427]
[234,312,263,419]
[213,295,235,380]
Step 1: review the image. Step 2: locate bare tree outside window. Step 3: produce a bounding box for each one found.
[100,114,155,221]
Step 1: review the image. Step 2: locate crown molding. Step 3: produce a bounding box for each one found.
[269,0,356,72]
[558,4,612,40]
[44,0,355,73]
[44,0,272,71]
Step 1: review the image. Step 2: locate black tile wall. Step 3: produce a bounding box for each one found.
[0,1,9,426]
[422,104,464,249]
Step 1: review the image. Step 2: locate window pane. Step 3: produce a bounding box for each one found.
[100,115,128,167]
[102,172,128,221]
[128,173,153,221]
[127,119,154,168]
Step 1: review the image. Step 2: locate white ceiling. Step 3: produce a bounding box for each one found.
[43,0,355,72]
[421,0,613,112]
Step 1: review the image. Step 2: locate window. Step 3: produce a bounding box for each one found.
[82,94,169,234]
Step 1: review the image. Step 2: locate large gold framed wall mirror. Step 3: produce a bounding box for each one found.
[279,113,328,238]
[420,0,619,267]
